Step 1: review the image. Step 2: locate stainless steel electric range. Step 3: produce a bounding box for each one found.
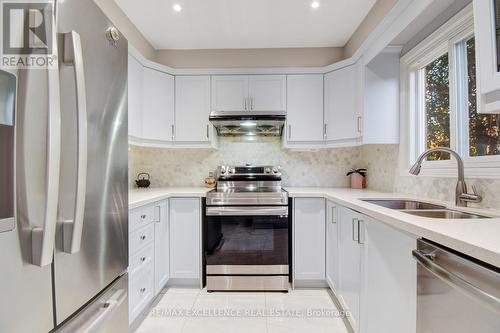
[204,165,290,292]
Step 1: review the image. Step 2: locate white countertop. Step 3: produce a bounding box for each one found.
[129,186,500,267]
[129,187,211,209]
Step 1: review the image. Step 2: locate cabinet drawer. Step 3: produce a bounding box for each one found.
[129,243,154,275]
[129,262,154,324]
[129,205,155,233]
[130,223,154,256]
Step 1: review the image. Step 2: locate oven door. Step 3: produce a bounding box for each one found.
[204,206,289,273]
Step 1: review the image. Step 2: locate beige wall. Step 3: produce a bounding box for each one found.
[155,47,344,68]
[344,0,398,58]
[94,0,155,60]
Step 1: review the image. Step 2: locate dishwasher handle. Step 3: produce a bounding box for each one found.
[412,249,500,315]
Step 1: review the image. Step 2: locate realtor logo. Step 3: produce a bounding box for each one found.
[1,0,56,69]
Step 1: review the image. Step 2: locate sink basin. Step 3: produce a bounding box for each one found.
[362,199,446,210]
[403,210,489,219]
[361,199,492,219]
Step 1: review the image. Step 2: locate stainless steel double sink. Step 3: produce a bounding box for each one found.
[361,199,491,219]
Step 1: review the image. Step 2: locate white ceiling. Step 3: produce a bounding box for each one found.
[114,0,376,50]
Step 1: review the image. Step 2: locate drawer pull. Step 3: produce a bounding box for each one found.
[140,288,146,293]
[140,257,146,262]
[140,235,146,241]
[140,214,147,219]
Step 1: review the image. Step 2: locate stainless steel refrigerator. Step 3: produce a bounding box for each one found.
[0,0,129,332]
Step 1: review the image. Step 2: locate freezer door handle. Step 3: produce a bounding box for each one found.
[61,31,88,254]
[73,289,127,333]
[31,12,62,267]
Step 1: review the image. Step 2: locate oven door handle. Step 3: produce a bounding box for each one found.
[206,206,288,216]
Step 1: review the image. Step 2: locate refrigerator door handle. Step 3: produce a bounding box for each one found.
[73,289,127,333]
[61,31,88,254]
[31,13,62,267]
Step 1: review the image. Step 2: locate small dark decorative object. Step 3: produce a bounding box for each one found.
[135,173,151,188]
[346,168,367,177]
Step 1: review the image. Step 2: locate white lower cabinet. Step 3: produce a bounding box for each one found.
[361,216,416,333]
[334,205,416,333]
[325,200,339,292]
[154,200,169,294]
[338,207,364,332]
[169,198,201,280]
[293,198,325,284]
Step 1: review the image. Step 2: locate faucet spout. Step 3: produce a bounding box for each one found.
[408,147,481,207]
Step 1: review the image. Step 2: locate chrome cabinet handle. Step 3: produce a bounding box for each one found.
[154,205,161,223]
[412,250,500,314]
[140,257,146,262]
[206,124,210,140]
[171,125,175,140]
[140,214,146,220]
[288,124,291,140]
[324,123,327,139]
[140,235,146,240]
[331,206,336,224]
[140,288,146,293]
[61,31,88,255]
[357,220,365,244]
[352,218,359,242]
[357,116,362,133]
[250,96,254,110]
[31,13,62,267]
[244,98,247,110]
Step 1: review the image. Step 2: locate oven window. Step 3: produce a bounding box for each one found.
[205,215,288,266]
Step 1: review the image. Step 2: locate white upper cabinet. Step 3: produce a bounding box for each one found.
[363,49,400,144]
[324,64,362,142]
[128,54,143,139]
[211,76,249,112]
[142,67,175,142]
[175,76,212,143]
[473,0,500,113]
[285,74,324,143]
[248,75,286,111]
[211,75,286,112]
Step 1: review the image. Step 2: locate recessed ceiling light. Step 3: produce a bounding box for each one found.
[311,1,320,9]
[173,4,182,12]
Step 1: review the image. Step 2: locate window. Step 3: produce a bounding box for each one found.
[466,38,500,157]
[401,6,500,178]
[423,53,450,160]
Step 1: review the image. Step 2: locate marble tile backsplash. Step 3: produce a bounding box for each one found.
[361,144,500,209]
[129,137,363,188]
[129,140,499,209]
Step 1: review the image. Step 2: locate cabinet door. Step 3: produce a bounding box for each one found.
[175,76,211,142]
[211,76,248,112]
[293,198,325,281]
[128,54,143,139]
[154,200,169,294]
[325,64,362,141]
[248,75,286,111]
[361,217,416,333]
[338,207,363,332]
[474,0,500,113]
[142,68,175,141]
[285,75,324,142]
[325,200,339,292]
[169,198,201,280]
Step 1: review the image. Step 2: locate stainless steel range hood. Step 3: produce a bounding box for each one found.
[209,111,286,137]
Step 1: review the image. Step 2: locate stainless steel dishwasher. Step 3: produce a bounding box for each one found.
[412,239,500,333]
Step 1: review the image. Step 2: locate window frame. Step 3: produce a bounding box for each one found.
[400,4,500,179]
